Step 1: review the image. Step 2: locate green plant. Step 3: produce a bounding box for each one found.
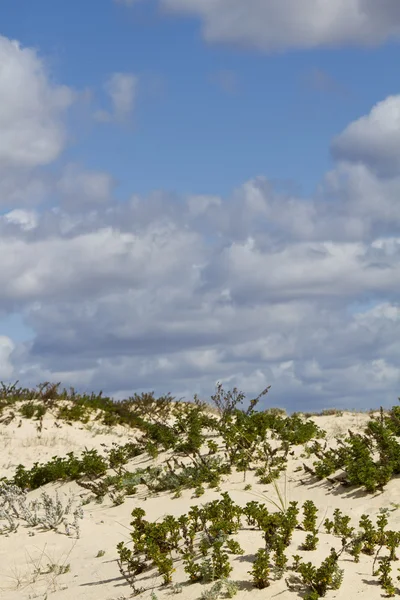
[152,550,175,585]
[225,539,244,555]
[385,530,400,561]
[57,402,91,423]
[359,514,378,555]
[11,448,108,490]
[46,563,70,575]
[249,548,270,589]
[194,485,205,497]
[19,402,47,420]
[376,557,396,597]
[302,500,318,532]
[309,407,400,493]
[301,532,319,551]
[295,549,343,598]
[116,542,146,595]
[324,508,354,541]
[272,545,288,578]
[351,541,364,565]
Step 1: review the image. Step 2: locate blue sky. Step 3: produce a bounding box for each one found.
[0,0,399,411]
[3,0,399,198]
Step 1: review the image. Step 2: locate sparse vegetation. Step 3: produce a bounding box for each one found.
[2,381,400,599]
[0,483,83,537]
[307,406,400,492]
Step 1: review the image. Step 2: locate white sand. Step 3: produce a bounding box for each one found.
[0,407,398,599]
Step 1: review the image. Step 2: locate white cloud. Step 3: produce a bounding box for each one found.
[1,34,400,411]
[0,36,74,169]
[331,95,400,177]
[320,163,400,235]
[3,209,38,231]
[95,72,138,123]
[57,164,115,209]
[0,336,15,379]
[0,172,51,209]
[0,223,203,306]
[5,179,400,410]
[160,0,400,51]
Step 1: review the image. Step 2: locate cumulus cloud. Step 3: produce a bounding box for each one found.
[5,153,400,411]
[95,72,138,123]
[0,336,15,379]
[3,209,39,231]
[57,164,115,209]
[160,0,400,51]
[0,171,52,209]
[0,35,76,213]
[331,95,400,177]
[0,35,74,169]
[2,32,400,412]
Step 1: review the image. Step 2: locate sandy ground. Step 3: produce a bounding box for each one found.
[0,408,398,600]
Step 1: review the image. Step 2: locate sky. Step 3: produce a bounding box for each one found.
[0,0,400,412]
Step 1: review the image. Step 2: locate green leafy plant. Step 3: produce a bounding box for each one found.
[324,508,354,541]
[249,548,270,589]
[301,532,319,551]
[295,549,343,598]
[11,448,108,490]
[376,557,396,597]
[302,500,318,532]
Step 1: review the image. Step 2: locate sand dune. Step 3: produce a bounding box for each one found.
[0,400,398,600]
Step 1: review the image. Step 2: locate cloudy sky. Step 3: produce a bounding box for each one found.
[0,0,400,412]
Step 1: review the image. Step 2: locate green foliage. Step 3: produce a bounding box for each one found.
[345,433,390,492]
[210,382,248,417]
[194,485,206,497]
[310,407,400,492]
[312,445,348,479]
[11,449,108,490]
[272,545,288,578]
[204,540,233,581]
[324,508,354,542]
[107,441,143,470]
[295,549,343,598]
[359,514,378,555]
[19,402,47,419]
[302,500,318,532]
[114,489,400,597]
[225,539,244,555]
[116,541,146,595]
[385,530,400,561]
[57,401,91,423]
[376,557,396,597]
[9,381,400,598]
[151,455,230,494]
[242,498,299,563]
[249,548,270,589]
[173,404,210,454]
[301,532,319,551]
[216,392,325,485]
[0,381,62,413]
